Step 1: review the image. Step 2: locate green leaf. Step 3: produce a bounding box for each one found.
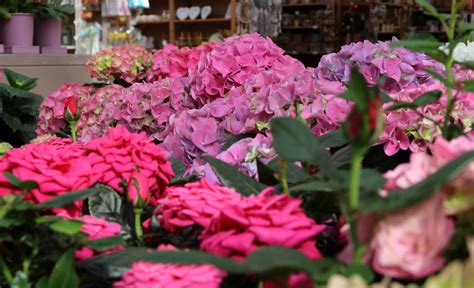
[49,219,83,236]
[0,219,24,228]
[168,175,200,186]
[34,186,101,209]
[11,271,31,288]
[415,0,441,17]
[3,172,38,190]
[34,277,48,288]
[461,80,474,92]
[88,184,124,222]
[169,157,186,179]
[343,264,374,283]
[3,68,38,91]
[270,117,331,165]
[256,159,279,186]
[385,91,442,111]
[457,21,474,36]
[203,156,266,196]
[338,68,370,110]
[267,159,311,184]
[330,146,352,168]
[47,250,79,288]
[390,38,442,53]
[84,236,125,250]
[79,246,319,279]
[288,179,336,193]
[315,130,347,148]
[360,151,474,212]
[458,61,474,70]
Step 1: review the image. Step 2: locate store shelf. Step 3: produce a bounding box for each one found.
[176,18,231,24]
[282,26,319,30]
[282,3,327,8]
[137,20,168,25]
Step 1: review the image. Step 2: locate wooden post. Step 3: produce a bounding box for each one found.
[231,0,237,34]
[169,0,175,44]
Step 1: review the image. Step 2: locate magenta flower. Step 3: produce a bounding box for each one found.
[84,126,174,205]
[0,139,91,216]
[199,188,325,261]
[156,179,243,233]
[74,215,123,260]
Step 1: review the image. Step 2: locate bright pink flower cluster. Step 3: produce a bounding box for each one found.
[114,245,226,288]
[146,43,216,81]
[0,139,91,216]
[0,127,174,215]
[86,44,152,83]
[37,83,95,135]
[189,33,305,104]
[85,126,174,204]
[74,215,124,260]
[77,84,126,143]
[199,187,324,261]
[156,179,243,233]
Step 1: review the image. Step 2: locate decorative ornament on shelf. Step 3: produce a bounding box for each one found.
[201,5,211,19]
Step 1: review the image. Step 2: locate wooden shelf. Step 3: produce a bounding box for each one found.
[137,21,168,25]
[282,3,327,8]
[175,18,231,24]
[282,26,319,30]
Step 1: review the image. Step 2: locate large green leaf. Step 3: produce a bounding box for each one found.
[88,184,124,222]
[203,156,266,196]
[270,117,331,165]
[3,68,38,91]
[390,37,442,54]
[3,172,38,190]
[47,250,79,288]
[315,130,347,148]
[360,151,474,212]
[461,80,474,92]
[79,246,320,279]
[11,271,30,288]
[84,236,125,250]
[49,219,83,236]
[385,91,442,111]
[34,186,103,209]
[169,157,186,179]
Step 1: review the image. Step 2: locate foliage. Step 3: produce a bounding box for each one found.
[0,0,36,18]
[34,0,74,20]
[0,68,42,146]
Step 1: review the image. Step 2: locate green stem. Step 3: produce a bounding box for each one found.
[134,208,143,244]
[70,121,77,142]
[280,158,289,195]
[0,255,13,285]
[349,151,363,210]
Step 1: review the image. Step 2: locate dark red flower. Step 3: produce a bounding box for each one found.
[64,96,80,121]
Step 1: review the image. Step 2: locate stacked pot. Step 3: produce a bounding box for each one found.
[1,13,65,54]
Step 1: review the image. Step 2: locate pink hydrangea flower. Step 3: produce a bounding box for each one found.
[189,33,304,104]
[77,84,126,143]
[367,194,454,279]
[37,83,95,135]
[114,245,226,288]
[86,44,152,83]
[200,187,325,261]
[74,215,123,260]
[156,179,243,233]
[0,139,91,216]
[84,126,174,205]
[146,43,216,81]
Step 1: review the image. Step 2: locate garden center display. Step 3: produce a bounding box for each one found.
[1,1,474,288]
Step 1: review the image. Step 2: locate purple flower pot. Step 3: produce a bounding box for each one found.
[34,18,62,48]
[2,13,35,47]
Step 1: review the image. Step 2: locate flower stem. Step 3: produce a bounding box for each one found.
[280,158,289,195]
[134,208,143,244]
[70,121,77,142]
[349,151,363,210]
[0,255,13,285]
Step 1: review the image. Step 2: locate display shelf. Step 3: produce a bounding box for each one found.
[282,3,327,8]
[175,18,231,24]
[282,26,319,30]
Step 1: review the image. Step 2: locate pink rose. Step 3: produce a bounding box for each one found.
[74,215,123,260]
[127,171,150,208]
[367,194,454,279]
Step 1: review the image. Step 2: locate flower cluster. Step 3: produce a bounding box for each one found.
[146,43,216,81]
[84,126,174,204]
[198,187,324,261]
[189,33,305,104]
[37,83,95,135]
[86,44,152,83]
[74,215,124,260]
[114,245,226,288]
[0,127,174,215]
[0,139,91,216]
[363,136,474,279]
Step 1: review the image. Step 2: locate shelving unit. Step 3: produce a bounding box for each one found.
[137,0,237,48]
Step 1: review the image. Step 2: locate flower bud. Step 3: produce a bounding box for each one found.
[64,96,80,122]
[128,172,150,208]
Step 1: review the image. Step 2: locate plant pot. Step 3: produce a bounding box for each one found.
[34,18,62,47]
[2,13,35,47]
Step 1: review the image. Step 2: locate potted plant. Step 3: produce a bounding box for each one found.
[33,0,74,50]
[0,1,37,50]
